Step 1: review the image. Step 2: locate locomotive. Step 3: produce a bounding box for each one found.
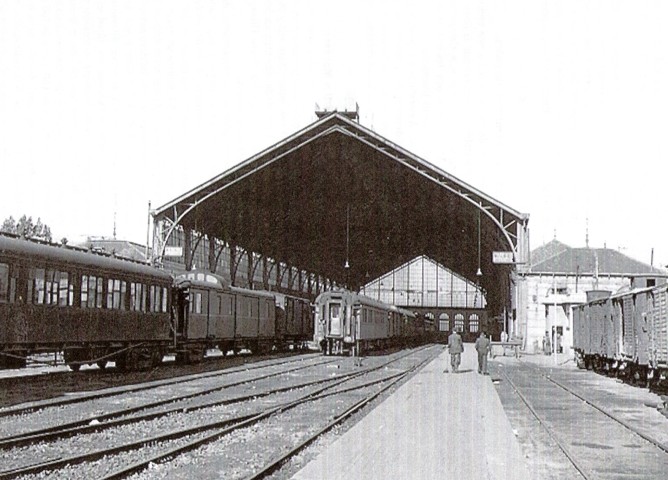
[0,233,313,371]
[314,289,423,356]
[573,281,668,388]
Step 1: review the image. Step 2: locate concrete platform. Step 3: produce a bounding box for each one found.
[291,345,531,480]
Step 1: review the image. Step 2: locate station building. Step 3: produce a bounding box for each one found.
[517,238,668,354]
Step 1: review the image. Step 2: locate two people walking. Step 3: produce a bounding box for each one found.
[448,330,491,375]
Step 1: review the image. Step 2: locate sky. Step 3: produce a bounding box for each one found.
[1,1,667,268]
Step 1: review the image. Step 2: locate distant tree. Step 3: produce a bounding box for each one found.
[1,215,53,242]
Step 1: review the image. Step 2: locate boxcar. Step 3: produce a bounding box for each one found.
[574,284,668,387]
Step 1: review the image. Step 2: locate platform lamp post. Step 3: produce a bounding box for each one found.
[552,273,558,364]
[476,208,482,279]
[345,204,350,289]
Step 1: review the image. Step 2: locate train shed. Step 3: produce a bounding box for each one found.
[152,110,529,326]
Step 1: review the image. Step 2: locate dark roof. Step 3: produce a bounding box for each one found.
[531,241,663,275]
[153,112,529,313]
[530,239,570,266]
[79,238,149,263]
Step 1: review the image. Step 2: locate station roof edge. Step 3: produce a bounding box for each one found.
[153,111,528,223]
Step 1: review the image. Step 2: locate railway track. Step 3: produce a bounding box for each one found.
[496,359,668,479]
[0,353,324,418]
[0,345,441,479]
[0,350,314,409]
[0,356,338,448]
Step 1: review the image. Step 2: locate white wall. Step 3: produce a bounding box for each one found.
[518,273,630,354]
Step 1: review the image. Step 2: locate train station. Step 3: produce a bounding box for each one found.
[2,110,668,478]
[146,110,668,478]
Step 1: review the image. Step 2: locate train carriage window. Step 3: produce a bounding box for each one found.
[162,287,168,312]
[90,276,101,308]
[33,268,46,304]
[130,282,147,312]
[107,279,114,309]
[81,275,88,307]
[44,269,55,305]
[149,285,156,312]
[0,263,8,303]
[58,272,70,306]
[107,279,122,310]
[133,283,140,311]
[50,270,60,305]
[195,292,202,313]
[115,279,121,309]
[120,281,127,310]
[96,276,104,308]
[142,284,147,312]
[83,275,95,308]
[189,292,202,314]
[155,285,162,313]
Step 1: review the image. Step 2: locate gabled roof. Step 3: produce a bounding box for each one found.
[153,112,529,313]
[531,241,664,275]
[530,239,570,266]
[78,238,149,263]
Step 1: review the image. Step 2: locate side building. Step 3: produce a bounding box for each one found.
[516,239,667,355]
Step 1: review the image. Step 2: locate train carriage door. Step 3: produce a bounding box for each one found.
[207,293,216,338]
[327,301,342,336]
[173,283,190,338]
[351,303,361,343]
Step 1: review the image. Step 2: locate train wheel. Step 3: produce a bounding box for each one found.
[188,348,204,364]
[153,349,164,367]
[96,360,108,370]
[68,363,81,372]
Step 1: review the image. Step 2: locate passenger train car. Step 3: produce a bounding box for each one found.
[0,233,313,371]
[573,283,668,387]
[314,289,422,355]
[175,271,313,360]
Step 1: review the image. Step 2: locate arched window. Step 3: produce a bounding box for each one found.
[469,313,480,333]
[438,313,450,332]
[454,313,464,332]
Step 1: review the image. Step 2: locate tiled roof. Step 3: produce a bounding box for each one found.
[530,241,662,275]
[529,239,570,266]
[77,238,148,262]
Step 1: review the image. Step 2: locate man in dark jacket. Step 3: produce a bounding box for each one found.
[447,329,463,373]
[475,331,491,374]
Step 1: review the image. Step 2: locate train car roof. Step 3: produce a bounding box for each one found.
[230,285,277,300]
[0,233,172,281]
[316,289,401,311]
[391,305,417,317]
[175,271,299,301]
[175,270,230,290]
[609,284,664,300]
